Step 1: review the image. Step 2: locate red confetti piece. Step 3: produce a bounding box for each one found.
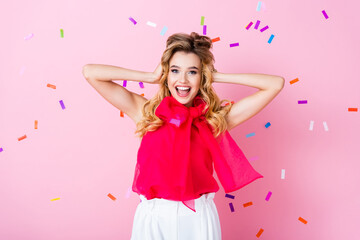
[348,108,358,112]
[120,111,124,117]
[290,78,299,84]
[18,135,27,141]
[256,228,264,238]
[108,193,116,201]
[47,83,56,89]
[211,37,220,42]
[243,202,253,207]
[299,217,308,224]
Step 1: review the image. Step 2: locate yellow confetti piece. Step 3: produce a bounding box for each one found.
[51,198,60,201]
[108,193,116,201]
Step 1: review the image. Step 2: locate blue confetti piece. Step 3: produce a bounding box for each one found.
[160,26,168,36]
[246,132,255,138]
[229,202,235,212]
[225,194,235,199]
[268,34,275,44]
[123,80,127,87]
[256,1,262,11]
[59,100,65,110]
[265,122,271,128]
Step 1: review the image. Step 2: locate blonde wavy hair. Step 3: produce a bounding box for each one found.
[135,32,234,139]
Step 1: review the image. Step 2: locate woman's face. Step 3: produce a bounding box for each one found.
[167,51,202,107]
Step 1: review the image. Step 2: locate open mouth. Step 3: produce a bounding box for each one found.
[176,87,191,97]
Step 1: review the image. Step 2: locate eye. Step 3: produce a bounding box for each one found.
[189,71,197,75]
[171,69,178,73]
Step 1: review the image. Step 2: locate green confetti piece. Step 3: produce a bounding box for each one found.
[201,16,205,25]
[60,29,64,38]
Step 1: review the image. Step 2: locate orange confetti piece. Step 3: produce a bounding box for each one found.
[211,37,220,42]
[140,93,145,96]
[47,83,56,89]
[290,78,299,84]
[243,201,253,207]
[348,108,358,112]
[256,228,264,238]
[298,217,307,224]
[120,111,124,117]
[18,135,27,141]
[35,120,38,129]
[225,101,234,106]
[108,193,116,201]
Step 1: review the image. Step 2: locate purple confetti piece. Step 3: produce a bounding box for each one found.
[129,17,137,25]
[230,42,239,47]
[229,202,235,212]
[123,80,127,87]
[169,118,181,127]
[298,100,307,104]
[225,194,235,199]
[139,82,144,88]
[59,100,65,110]
[203,25,207,35]
[260,25,269,32]
[0,147,3,152]
[246,22,253,30]
[254,20,261,29]
[265,191,272,201]
[322,10,329,19]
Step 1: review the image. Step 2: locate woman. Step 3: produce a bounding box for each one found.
[82,32,284,240]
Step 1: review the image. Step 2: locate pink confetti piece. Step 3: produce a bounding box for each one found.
[322,10,329,19]
[129,17,137,25]
[254,20,261,29]
[24,33,34,40]
[246,22,253,30]
[169,118,181,127]
[260,25,269,32]
[125,186,131,198]
[265,191,272,201]
[230,43,239,47]
[249,156,259,161]
[139,82,144,88]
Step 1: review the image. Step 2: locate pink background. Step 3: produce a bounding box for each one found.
[1,0,359,239]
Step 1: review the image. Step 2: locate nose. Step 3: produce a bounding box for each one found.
[178,72,190,83]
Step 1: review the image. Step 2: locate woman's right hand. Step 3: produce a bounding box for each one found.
[151,62,163,84]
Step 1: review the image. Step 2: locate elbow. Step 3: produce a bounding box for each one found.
[276,77,285,89]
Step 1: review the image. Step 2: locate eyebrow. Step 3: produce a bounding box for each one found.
[170,65,199,70]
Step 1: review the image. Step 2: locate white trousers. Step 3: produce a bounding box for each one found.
[130,192,222,240]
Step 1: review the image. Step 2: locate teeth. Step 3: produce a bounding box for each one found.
[176,87,190,90]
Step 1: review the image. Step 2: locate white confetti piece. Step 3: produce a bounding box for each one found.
[323,121,329,131]
[146,21,157,27]
[309,120,314,131]
[281,169,286,179]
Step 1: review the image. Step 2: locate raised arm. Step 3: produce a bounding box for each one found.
[213,72,285,131]
[82,64,159,124]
